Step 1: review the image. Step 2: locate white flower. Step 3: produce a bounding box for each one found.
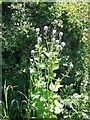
[54,19,58,24]
[55,107,61,114]
[37,37,42,42]
[35,44,39,49]
[57,45,63,50]
[54,100,63,114]
[36,28,40,32]
[31,50,35,55]
[52,30,56,34]
[49,83,58,92]
[43,47,47,51]
[59,32,63,37]
[61,42,65,47]
[44,26,48,31]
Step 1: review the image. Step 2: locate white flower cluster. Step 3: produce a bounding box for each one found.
[36,28,40,35]
[59,32,63,36]
[37,37,42,42]
[31,50,35,55]
[56,41,65,51]
[52,29,56,35]
[61,42,65,47]
[36,28,40,32]
[44,26,48,31]
[35,44,39,49]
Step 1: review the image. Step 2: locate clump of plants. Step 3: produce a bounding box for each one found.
[0,81,19,119]
[27,20,74,119]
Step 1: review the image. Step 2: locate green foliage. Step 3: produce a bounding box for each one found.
[2,2,90,119]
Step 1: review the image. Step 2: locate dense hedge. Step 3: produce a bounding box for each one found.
[2,2,90,119]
